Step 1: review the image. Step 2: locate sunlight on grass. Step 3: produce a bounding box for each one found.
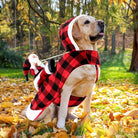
[0,49,137,84]
[99,49,137,84]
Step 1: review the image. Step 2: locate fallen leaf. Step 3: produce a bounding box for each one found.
[0,114,14,124]
[86,123,93,133]
[109,112,114,121]
[7,125,17,138]
[1,102,13,108]
[109,121,119,135]
[53,131,69,138]
[70,122,77,134]
[125,108,138,117]
[114,112,124,121]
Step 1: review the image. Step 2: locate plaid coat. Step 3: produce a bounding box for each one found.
[27,15,100,121]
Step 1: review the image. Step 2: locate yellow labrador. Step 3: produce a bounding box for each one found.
[57,15,104,128]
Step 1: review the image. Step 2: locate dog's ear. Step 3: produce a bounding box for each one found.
[72,21,81,40]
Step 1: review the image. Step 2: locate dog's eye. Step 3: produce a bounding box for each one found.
[84,20,90,24]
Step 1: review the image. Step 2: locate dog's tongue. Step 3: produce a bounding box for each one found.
[99,33,104,35]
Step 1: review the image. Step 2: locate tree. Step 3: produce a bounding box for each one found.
[26,0,60,52]
[108,0,138,71]
[129,0,138,72]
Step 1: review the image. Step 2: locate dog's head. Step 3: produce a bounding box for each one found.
[59,15,104,51]
[72,15,104,44]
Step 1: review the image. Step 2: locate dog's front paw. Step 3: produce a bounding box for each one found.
[57,120,66,130]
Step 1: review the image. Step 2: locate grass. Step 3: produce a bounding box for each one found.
[0,49,137,84]
[0,68,24,79]
[99,49,138,84]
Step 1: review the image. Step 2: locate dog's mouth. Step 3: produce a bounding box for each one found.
[89,32,104,42]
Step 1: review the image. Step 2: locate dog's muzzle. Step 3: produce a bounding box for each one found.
[89,20,105,42]
[98,20,105,34]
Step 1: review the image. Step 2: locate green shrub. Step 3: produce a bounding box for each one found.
[0,38,23,68]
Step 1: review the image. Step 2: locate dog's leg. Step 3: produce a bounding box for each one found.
[57,87,72,129]
[83,92,93,117]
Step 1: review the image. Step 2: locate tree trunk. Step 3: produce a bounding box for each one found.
[76,1,80,16]
[104,33,108,51]
[59,0,65,19]
[70,0,73,17]
[129,0,138,72]
[111,30,116,54]
[28,7,33,51]
[42,34,50,52]
[104,0,108,51]
[122,33,125,51]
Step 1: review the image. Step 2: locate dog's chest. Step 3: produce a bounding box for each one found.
[63,64,100,97]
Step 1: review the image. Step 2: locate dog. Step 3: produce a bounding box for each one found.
[24,15,104,129]
[57,15,104,128]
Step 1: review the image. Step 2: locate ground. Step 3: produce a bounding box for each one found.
[0,77,138,138]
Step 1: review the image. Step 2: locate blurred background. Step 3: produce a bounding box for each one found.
[0,0,137,74]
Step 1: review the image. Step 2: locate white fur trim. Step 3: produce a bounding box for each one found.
[26,104,42,121]
[30,65,39,74]
[45,63,52,74]
[37,61,45,68]
[68,15,86,51]
[28,54,38,64]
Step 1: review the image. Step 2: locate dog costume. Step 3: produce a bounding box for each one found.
[26,15,100,121]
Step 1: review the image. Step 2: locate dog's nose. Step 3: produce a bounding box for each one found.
[98,20,104,30]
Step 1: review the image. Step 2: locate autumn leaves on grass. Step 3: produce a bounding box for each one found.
[0,78,138,137]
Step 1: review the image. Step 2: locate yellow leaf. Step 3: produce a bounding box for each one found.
[96,0,101,4]
[78,112,88,119]
[32,132,50,138]
[46,12,51,20]
[31,127,42,135]
[114,0,117,5]
[86,123,93,133]
[109,0,112,5]
[1,102,13,108]
[54,131,69,138]
[0,114,14,124]
[23,95,34,102]
[119,0,123,4]
[35,36,42,41]
[30,121,42,127]
[95,127,110,137]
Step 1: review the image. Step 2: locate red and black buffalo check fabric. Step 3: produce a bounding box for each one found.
[23,59,31,76]
[30,50,100,110]
[59,16,76,52]
[23,58,43,78]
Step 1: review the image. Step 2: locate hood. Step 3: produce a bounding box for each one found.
[59,15,86,52]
